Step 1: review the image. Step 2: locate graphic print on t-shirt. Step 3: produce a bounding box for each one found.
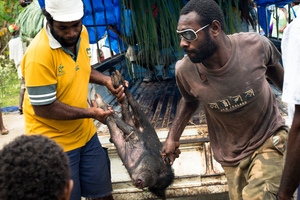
[208,89,255,112]
[58,63,66,76]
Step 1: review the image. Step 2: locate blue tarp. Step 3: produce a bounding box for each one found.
[83,0,127,54]
[1,106,18,113]
[257,6,272,35]
[255,0,292,6]
[38,0,125,54]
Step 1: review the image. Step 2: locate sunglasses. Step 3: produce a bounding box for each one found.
[176,24,210,42]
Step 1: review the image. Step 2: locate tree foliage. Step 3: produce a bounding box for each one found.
[118,0,249,78]
[119,0,184,72]
[0,0,23,58]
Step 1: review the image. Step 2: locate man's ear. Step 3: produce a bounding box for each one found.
[61,180,73,200]
[210,20,222,37]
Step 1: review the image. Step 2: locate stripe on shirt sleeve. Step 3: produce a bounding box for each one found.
[27,84,57,105]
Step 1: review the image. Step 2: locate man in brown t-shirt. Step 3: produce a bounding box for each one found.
[161,0,288,199]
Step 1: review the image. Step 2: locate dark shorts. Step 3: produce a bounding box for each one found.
[66,133,112,200]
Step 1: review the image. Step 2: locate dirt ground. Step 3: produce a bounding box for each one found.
[0,111,25,149]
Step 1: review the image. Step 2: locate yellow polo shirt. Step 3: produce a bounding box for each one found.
[21,25,96,151]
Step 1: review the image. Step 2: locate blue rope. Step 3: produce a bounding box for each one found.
[290,3,297,18]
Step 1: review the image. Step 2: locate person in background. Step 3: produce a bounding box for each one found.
[249,1,258,32]
[161,0,288,199]
[0,134,73,200]
[277,9,300,200]
[0,107,8,135]
[21,0,127,199]
[8,24,26,114]
[19,0,33,7]
[270,6,288,39]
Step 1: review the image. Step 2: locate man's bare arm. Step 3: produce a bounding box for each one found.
[90,67,127,102]
[32,100,113,124]
[277,105,300,200]
[266,61,284,90]
[169,98,200,140]
[161,98,200,164]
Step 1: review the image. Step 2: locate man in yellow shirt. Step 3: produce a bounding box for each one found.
[21,0,126,199]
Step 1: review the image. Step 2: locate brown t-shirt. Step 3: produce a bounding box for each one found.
[175,32,287,166]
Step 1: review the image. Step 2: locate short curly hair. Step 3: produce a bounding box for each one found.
[0,135,70,200]
[180,0,226,31]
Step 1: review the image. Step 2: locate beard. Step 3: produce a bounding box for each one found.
[49,25,81,47]
[185,32,217,63]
